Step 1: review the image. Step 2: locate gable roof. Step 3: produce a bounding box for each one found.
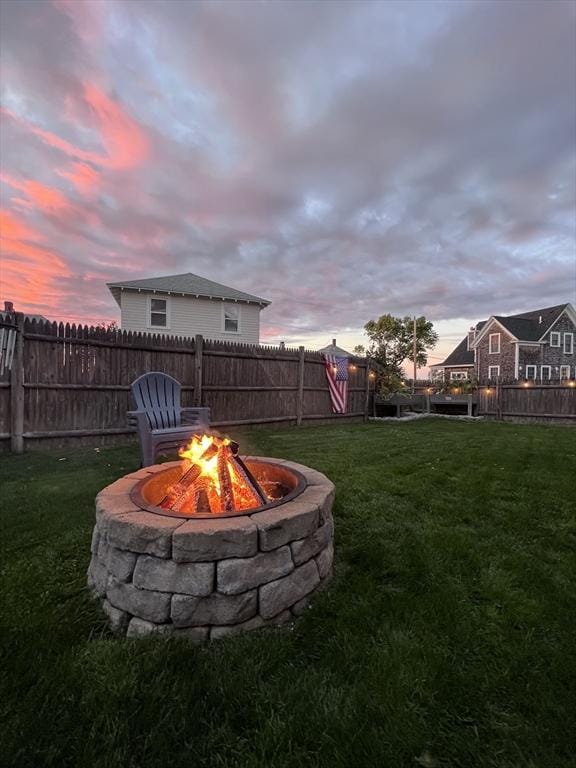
[434,337,475,368]
[107,272,270,307]
[474,303,571,344]
[431,321,486,368]
[317,339,352,357]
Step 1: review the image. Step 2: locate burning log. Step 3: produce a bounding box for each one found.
[159,441,218,509]
[217,445,235,513]
[232,455,268,507]
[193,477,212,515]
[158,433,271,516]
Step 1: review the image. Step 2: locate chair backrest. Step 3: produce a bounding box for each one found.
[131,372,182,429]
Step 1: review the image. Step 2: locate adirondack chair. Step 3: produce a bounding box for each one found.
[128,372,210,467]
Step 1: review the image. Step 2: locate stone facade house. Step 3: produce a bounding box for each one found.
[108,273,270,344]
[431,303,576,382]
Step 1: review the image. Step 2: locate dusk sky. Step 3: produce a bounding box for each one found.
[1,0,575,368]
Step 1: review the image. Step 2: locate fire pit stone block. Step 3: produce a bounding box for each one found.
[107,578,172,623]
[316,542,334,580]
[172,517,258,562]
[217,546,294,595]
[252,501,319,551]
[102,599,130,633]
[172,590,258,627]
[259,559,321,620]
[132,556,214,596]
[291,517,334,566]
[89,457,335,640]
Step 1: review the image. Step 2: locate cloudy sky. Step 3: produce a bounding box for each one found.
[1,0,575,367]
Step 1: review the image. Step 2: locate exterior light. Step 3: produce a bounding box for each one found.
[523,380,530,387]
[485,387,491,394]
[369,371,376,379]
[568,381,575,388]
[349,364,357,372]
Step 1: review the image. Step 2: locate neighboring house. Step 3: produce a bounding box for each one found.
[0,300,48,324]
[431,303,576,382]
[318,338,352,357]
[107,272,270,344]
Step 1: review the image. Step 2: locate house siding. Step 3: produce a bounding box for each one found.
[119,290,262,343]
[540,313,576,373]
[476,325,516,380]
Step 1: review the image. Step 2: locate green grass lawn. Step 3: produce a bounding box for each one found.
[1,420,575,768]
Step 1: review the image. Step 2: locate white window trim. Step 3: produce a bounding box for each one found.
[559,365,571,380]
[222,302,241,334]
[450,371,468,381]
[147,295,170,330]
[488,365,500,379]
[550,332,561,347]
[564,332,574,354]
[489,333,500,354]
[525,365,537,379]
[540,365,552,380]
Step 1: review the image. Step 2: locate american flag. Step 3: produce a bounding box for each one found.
[323,355,348,413]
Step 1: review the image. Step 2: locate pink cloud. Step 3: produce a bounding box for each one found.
[58,161,101,197]
[0,209,71,313]
[1,173,71,214]
[83,83,150,170]
[1,84,149,173]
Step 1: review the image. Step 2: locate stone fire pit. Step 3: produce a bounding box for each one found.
[87,458,335,640]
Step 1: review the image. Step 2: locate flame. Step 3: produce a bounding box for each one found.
[166,434,266,515]
[179,434,228,485]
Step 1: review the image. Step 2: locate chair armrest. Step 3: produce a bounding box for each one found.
[180,407,210,426]
[127,410,150,431]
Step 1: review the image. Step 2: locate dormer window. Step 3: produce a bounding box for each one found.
[223,303,240,333]
[149,297,168,328]
[489,333,500,354]
[550,332,561,347]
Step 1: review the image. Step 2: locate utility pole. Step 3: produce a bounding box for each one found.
[412,315,417,394]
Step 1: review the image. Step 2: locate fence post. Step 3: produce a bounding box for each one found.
[467,393,473,417]
[496,381,503,420]
[194,334,203,407]
[10,312,25,454]
[364,362,371,422]
[296,346,305,426]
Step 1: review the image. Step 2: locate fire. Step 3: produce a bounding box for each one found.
[159,434,268,516]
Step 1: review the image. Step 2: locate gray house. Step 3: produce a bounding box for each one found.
[431,303,576,382]
[107,272,270,344]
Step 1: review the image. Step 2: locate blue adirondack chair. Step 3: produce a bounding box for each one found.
[128,372,210,467]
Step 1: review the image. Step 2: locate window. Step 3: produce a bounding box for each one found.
[564,333,574,354]
[488,365,500,379]
[540,366,551,380]
[560,365,571,380]
[223,303,240,333]
[525,365,537,379]
[489,333,500,354]
[550,332,561,347]
[149,297,167,328]
[450,371,469,381]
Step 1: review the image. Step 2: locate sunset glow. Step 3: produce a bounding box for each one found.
[0,0,573,353]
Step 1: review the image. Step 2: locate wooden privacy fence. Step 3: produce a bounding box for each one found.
[476,382,576,421]
[0,315,374,452]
